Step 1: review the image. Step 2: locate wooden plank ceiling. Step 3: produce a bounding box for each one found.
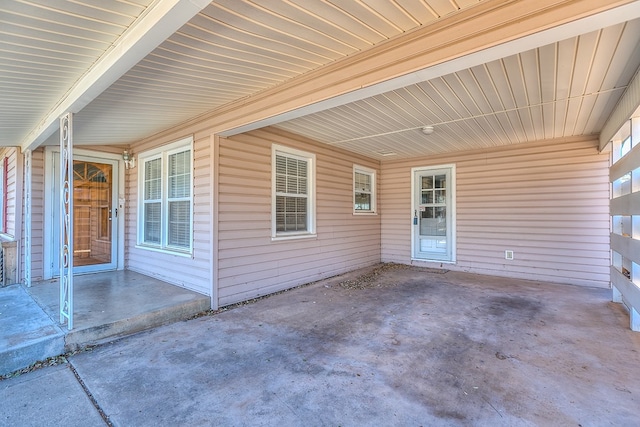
[2,0,640,160]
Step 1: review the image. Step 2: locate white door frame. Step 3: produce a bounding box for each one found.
[411,164,456,263]
[44,147,125,279]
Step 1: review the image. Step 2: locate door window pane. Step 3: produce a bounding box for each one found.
[73,161,113,266]
[422,176,433,189]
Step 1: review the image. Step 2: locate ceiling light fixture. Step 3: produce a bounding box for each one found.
[377,150,397,156]
[421,126,434,135]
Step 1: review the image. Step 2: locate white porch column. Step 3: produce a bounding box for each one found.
[60,113,74,330]
[23,149,32,287]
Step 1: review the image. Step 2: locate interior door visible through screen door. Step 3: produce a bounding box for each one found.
[52,155,118,275]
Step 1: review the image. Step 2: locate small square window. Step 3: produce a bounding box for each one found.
[354,165,376,214]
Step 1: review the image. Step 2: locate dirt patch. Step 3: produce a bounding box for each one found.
[1,347,95,381]
[339,263,410,290]
[339,263,447,290]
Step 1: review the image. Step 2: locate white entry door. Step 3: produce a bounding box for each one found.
[47,152,120,276]
[412,166,455,262]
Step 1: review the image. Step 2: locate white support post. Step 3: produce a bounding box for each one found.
[60,113,74,330]
[23,149,32,287]
[612,285,622,303]
[631,307,640,332]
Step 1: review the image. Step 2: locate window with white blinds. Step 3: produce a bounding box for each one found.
[143,158,162,244]
[272,145,315,238]
[138,137,193,254]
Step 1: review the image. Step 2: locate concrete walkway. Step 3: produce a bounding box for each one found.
[2,265,640,426]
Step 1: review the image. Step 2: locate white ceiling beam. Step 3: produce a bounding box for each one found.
[20,0,211,152]
[214,0,640,137]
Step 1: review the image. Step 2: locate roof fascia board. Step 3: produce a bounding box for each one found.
[210,0,639,137]
[20,0,210,152]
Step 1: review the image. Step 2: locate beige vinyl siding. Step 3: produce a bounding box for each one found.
[381,136,610,288]
[126,135,212,295]
[217,128,380,306]
[6,149,18,237]
[0,147,19,237]
[26,148,45,281]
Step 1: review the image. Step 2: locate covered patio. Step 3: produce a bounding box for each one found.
[1,0,639,383]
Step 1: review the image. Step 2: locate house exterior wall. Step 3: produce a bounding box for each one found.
[381,136,611,288]
[217,128,381,306]
[126,134,213,295]
[0,147,21,285]
[0,147,19,238]
[26,148,45,281]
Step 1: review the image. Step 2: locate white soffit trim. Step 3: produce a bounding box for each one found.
[20,0,211,152]
[220,2,640,137]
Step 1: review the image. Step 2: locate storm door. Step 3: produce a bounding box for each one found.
[50,154,119,275]
[412,166,455,262]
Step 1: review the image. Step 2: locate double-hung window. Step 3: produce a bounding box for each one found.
[138,137,193,254]
[353,165,376,214]
[272,144,315,239]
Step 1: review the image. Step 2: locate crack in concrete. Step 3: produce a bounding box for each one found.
[69,362,112,426]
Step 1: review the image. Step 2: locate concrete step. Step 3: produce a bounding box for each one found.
[0,285,65,376]
[64,296,211,350]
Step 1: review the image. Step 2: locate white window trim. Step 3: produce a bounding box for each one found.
[353,164,377,215]
[137,136,194,255]
[271,144,316,241]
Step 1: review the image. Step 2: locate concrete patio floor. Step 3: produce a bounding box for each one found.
[25,270,211,350]
[2,264,640,426]
[0,270,210,375]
